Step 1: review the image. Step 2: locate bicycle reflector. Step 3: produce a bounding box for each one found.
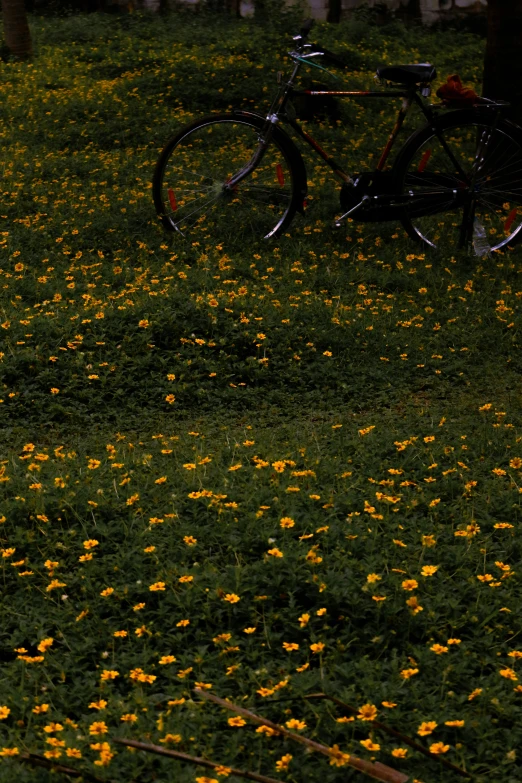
[168,189,178,211]
[276,163,285,186]
[417,149,432,173]
[504,207,517,233]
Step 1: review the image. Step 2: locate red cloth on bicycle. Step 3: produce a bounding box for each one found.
[436,74,481,107]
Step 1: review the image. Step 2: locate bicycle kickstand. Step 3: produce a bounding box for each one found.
[333,195,370,229]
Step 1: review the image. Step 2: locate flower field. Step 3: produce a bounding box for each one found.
[0,10,521,783]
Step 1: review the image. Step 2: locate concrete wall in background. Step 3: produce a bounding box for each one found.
[132,0,488,23]
[303,0,487,24]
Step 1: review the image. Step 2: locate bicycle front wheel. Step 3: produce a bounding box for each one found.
[395,111,522,253]
[153,113,302,241]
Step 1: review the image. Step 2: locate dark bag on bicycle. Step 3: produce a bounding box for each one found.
[436,74,482,107]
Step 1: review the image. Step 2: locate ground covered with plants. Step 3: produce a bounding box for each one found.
[0,10,521,783]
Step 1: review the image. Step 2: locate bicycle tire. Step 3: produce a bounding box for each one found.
[393,109,522,253]
[153,112,306,241]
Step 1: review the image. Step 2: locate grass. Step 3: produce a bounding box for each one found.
[0,9,521,783]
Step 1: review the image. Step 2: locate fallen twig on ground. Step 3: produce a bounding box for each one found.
[194,687,409,783]
[113,738,282,783]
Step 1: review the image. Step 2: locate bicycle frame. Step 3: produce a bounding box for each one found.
[226,46,435,190]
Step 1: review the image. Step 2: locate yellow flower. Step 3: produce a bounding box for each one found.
[257,688,275,697]
[160,734,181,744]
[183,536,197,546]
[179,575,194,584]
[89,721,108,736]
[422,535,436,547]
[256,724,279,735]
[382,701,397,708]
[129,668,156,684]
[445,720,465,727]
[159,655,177,665]
[406,595,423,615]
[43,722,64,733]
[165,394,176,404]
[367,573,381,583]
[328,744,350,766]
[46,579,66,592]
[87,459,101,470]
[421,565,439,577]
[213,633,232,643]
[285,719,306,730]
[298,613,310,627]
[310,642,325,653]
[275,754,292,771]
[267,547,283,558]
[0,707,10,720]
[280,517,295,528]
[32,704,49,714]
[417,721,437,736]
[391,748,408,758]
[149,582,166,591]
[401,579,418,591]
[37,638,54,653]
[400,668,419,679]
[360,739,380,751]
[282,642,299,651]
[223,593,240,603]
[357,704,378,721]
[243,627,257,634]
[0,748,19,756]
[100,587,114,597]
[83,539,99,549]
[89,700,107,710]
[120,714,138,722]
[100,670,119,681]
[215,766,232,777]
[429,742,450,754]
[430,644,449,654]
[227,716,246,727]
[500,667,518,681]
[468,688,482,700]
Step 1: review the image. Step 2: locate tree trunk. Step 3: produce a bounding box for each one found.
[483,0,522,125]
[2,0,32,59]
[327,0,341,24]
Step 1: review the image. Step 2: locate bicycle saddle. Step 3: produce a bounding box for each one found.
[376,64,437,85]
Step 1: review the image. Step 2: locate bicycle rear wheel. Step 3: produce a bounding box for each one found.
[395,110,522,253]
[153,113,302,241]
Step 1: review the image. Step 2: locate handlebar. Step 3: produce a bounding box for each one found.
[292,20,347,71]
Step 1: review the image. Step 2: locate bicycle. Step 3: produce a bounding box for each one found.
[152,18,522,253]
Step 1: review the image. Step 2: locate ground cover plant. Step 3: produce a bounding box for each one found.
[0,9,521,783]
